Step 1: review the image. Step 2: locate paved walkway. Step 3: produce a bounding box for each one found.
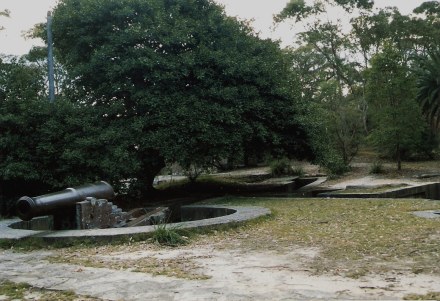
[1,248,440,301]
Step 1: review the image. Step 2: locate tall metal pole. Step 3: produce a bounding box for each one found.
[47,11,55,103]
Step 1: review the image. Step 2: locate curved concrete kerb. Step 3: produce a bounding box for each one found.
[412,210,440,219]
[0,205,271,242]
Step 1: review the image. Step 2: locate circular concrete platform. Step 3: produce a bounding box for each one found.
[0,205,271,242]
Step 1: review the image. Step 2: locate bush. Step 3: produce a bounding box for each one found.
[270,158,293,176]
[369,161,384,174]
[270,158,306,177]
[319,152,350,176]
[0,98,142,211]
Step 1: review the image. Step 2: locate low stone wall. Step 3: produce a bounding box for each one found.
[318,183,440,200]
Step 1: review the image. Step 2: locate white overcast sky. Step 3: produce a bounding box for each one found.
[0,0,429,56]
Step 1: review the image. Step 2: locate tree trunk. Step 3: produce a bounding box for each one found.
[134,151,166,199]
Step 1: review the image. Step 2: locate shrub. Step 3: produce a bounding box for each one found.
[319,152,350,176]
[270,158,293,176]
[369,161,384,174]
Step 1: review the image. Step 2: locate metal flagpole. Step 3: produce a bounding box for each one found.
[47,11,55,103]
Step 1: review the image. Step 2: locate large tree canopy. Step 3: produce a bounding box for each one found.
[273,0,439,171]
[366,45,426,170]
[50,0,311,197]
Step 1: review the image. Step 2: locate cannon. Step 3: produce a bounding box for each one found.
[16,181,115,222]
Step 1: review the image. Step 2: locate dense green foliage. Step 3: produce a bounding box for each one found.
[277,0,439,171]
[1,0,313,215]
[366,46,426,170]
[3,0,440,217]
[417,50,440,127]
[49,0,312,197]
[0,56,149,215]
[0,58,138,215]
[275,0,373,22]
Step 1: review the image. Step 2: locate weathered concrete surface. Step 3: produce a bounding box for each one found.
[0,206,270,241]
[1,248,440,301]
[0,218,46,239]
[319,182,440,200]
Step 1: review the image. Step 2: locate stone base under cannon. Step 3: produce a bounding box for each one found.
[75,197,130,230]
[42,200,173,230]
[44,197,130,230]
[46,200,174,230]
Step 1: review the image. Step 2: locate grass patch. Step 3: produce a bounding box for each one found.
[0,280,98,300]
[404,292,440,300]
[48,241,210,280]
[152,223,188,246]
[0,280,30,299]
[0,237,60,251]
[200,197,440,278]
[0,236,119,251]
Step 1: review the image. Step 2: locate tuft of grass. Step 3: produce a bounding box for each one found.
[152,223,188,247]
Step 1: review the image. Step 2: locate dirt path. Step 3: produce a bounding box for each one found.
[1,246,439,301]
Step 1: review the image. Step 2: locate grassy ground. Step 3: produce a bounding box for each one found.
[0,280,99,301]
[47,196,440,282]
[49,241,210,280]
[200,197,440,278]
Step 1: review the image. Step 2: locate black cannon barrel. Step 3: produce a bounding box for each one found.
[16,181,115,221]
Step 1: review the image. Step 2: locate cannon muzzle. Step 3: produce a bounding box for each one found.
[16,181,115,221]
